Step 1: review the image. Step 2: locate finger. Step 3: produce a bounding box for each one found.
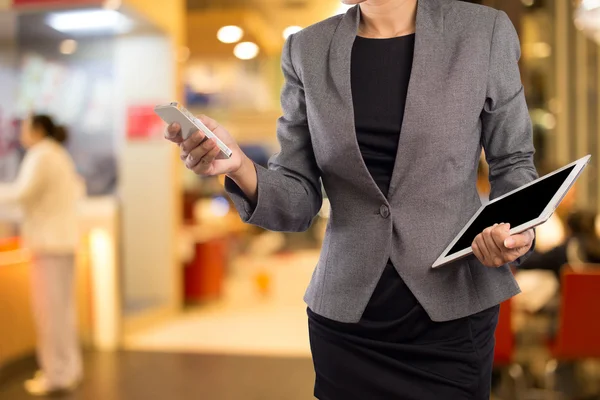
[490,223,510,258]
[197,114,219,131]
[472,238,484,263]
[473,235,493,266]
[165,123,183,143]
[473,234,492,265]
[193,146,221,174]
[185,139,216,169]
[491,223,511,250]
[504,231,534,250]
[180,148,188,161]
[482,227,504,266]
[180,129,207,154]
[201,143,221,165]
[192,145,221,175]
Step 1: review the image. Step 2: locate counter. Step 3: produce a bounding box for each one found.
[0,196,120,369]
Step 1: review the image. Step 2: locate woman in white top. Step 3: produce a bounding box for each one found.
[0,115,83,396]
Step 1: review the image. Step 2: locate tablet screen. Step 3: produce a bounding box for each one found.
[446,165,576,256]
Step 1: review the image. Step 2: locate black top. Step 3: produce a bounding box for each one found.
[351,34,414,196]
[351,34,415,322]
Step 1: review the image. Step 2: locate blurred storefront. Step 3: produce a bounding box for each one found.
[0,0,185,367]
[485,0,600,212]
[0,0,335,370]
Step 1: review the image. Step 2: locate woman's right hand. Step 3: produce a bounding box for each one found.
[166,114,259,204]
[165,114,246,177]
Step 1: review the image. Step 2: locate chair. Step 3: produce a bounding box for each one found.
[545,267,600,396]
[494,299,527,400]
[495,299,514,365]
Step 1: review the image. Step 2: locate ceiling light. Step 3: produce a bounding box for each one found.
[234,42,259,60]
[574,3,600,43]
[103,0,122,10]
[209,196,230,217]
[582,0,600,10]
[217,26,243,44]
[530,42,552,58]
[540,112,556,130]
[283,26,302,40]
[46,9,132,34]
[59,39,78,55]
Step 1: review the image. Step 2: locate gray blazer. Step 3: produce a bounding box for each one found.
[225,0,538,323]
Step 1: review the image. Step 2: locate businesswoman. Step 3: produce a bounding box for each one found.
[0,115,83,396]
[166,0,537,398]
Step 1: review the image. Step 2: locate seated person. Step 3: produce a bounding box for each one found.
[520,210,600,276]
[514,210,600,313]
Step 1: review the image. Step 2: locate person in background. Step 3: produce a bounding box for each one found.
[519,209,600,278]
[0,115,83,396]
[512,209,600,316]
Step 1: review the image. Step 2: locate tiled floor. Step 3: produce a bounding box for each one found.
[125,250,319,358]
[1,250,320,400]
[14,249,597,399]
[0,351,316,400]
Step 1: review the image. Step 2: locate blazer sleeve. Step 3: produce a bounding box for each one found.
[224,34,323,232]
[481,11,539,265]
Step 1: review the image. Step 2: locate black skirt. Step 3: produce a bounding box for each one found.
[308,262,499,400]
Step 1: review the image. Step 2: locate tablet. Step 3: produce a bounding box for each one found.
[432,155,591,268]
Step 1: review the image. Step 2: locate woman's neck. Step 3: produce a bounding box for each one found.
[26,136,48,150]
[358,0,418,38]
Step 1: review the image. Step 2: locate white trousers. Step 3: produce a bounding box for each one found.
[30,254,82,386]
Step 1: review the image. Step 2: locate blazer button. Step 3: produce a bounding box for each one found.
[379,205,390,219]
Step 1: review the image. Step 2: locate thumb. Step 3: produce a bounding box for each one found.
[504,233,532,249]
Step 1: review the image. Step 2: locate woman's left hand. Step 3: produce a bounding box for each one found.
[472,223,534,268]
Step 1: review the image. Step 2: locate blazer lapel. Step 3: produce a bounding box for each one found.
[387,0,447,199]
[328,5,388,201]
[327,1,447,201]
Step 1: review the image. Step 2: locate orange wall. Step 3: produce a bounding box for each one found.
[0,260,36,366]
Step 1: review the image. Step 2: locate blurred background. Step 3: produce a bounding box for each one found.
[0,0,599,399]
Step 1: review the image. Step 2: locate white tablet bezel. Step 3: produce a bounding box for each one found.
[431,155,591,268]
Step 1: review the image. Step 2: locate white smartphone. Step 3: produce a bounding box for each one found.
[154,102,233,159]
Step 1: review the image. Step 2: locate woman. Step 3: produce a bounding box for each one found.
[166,0,537,398]
[0,115,83,396]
